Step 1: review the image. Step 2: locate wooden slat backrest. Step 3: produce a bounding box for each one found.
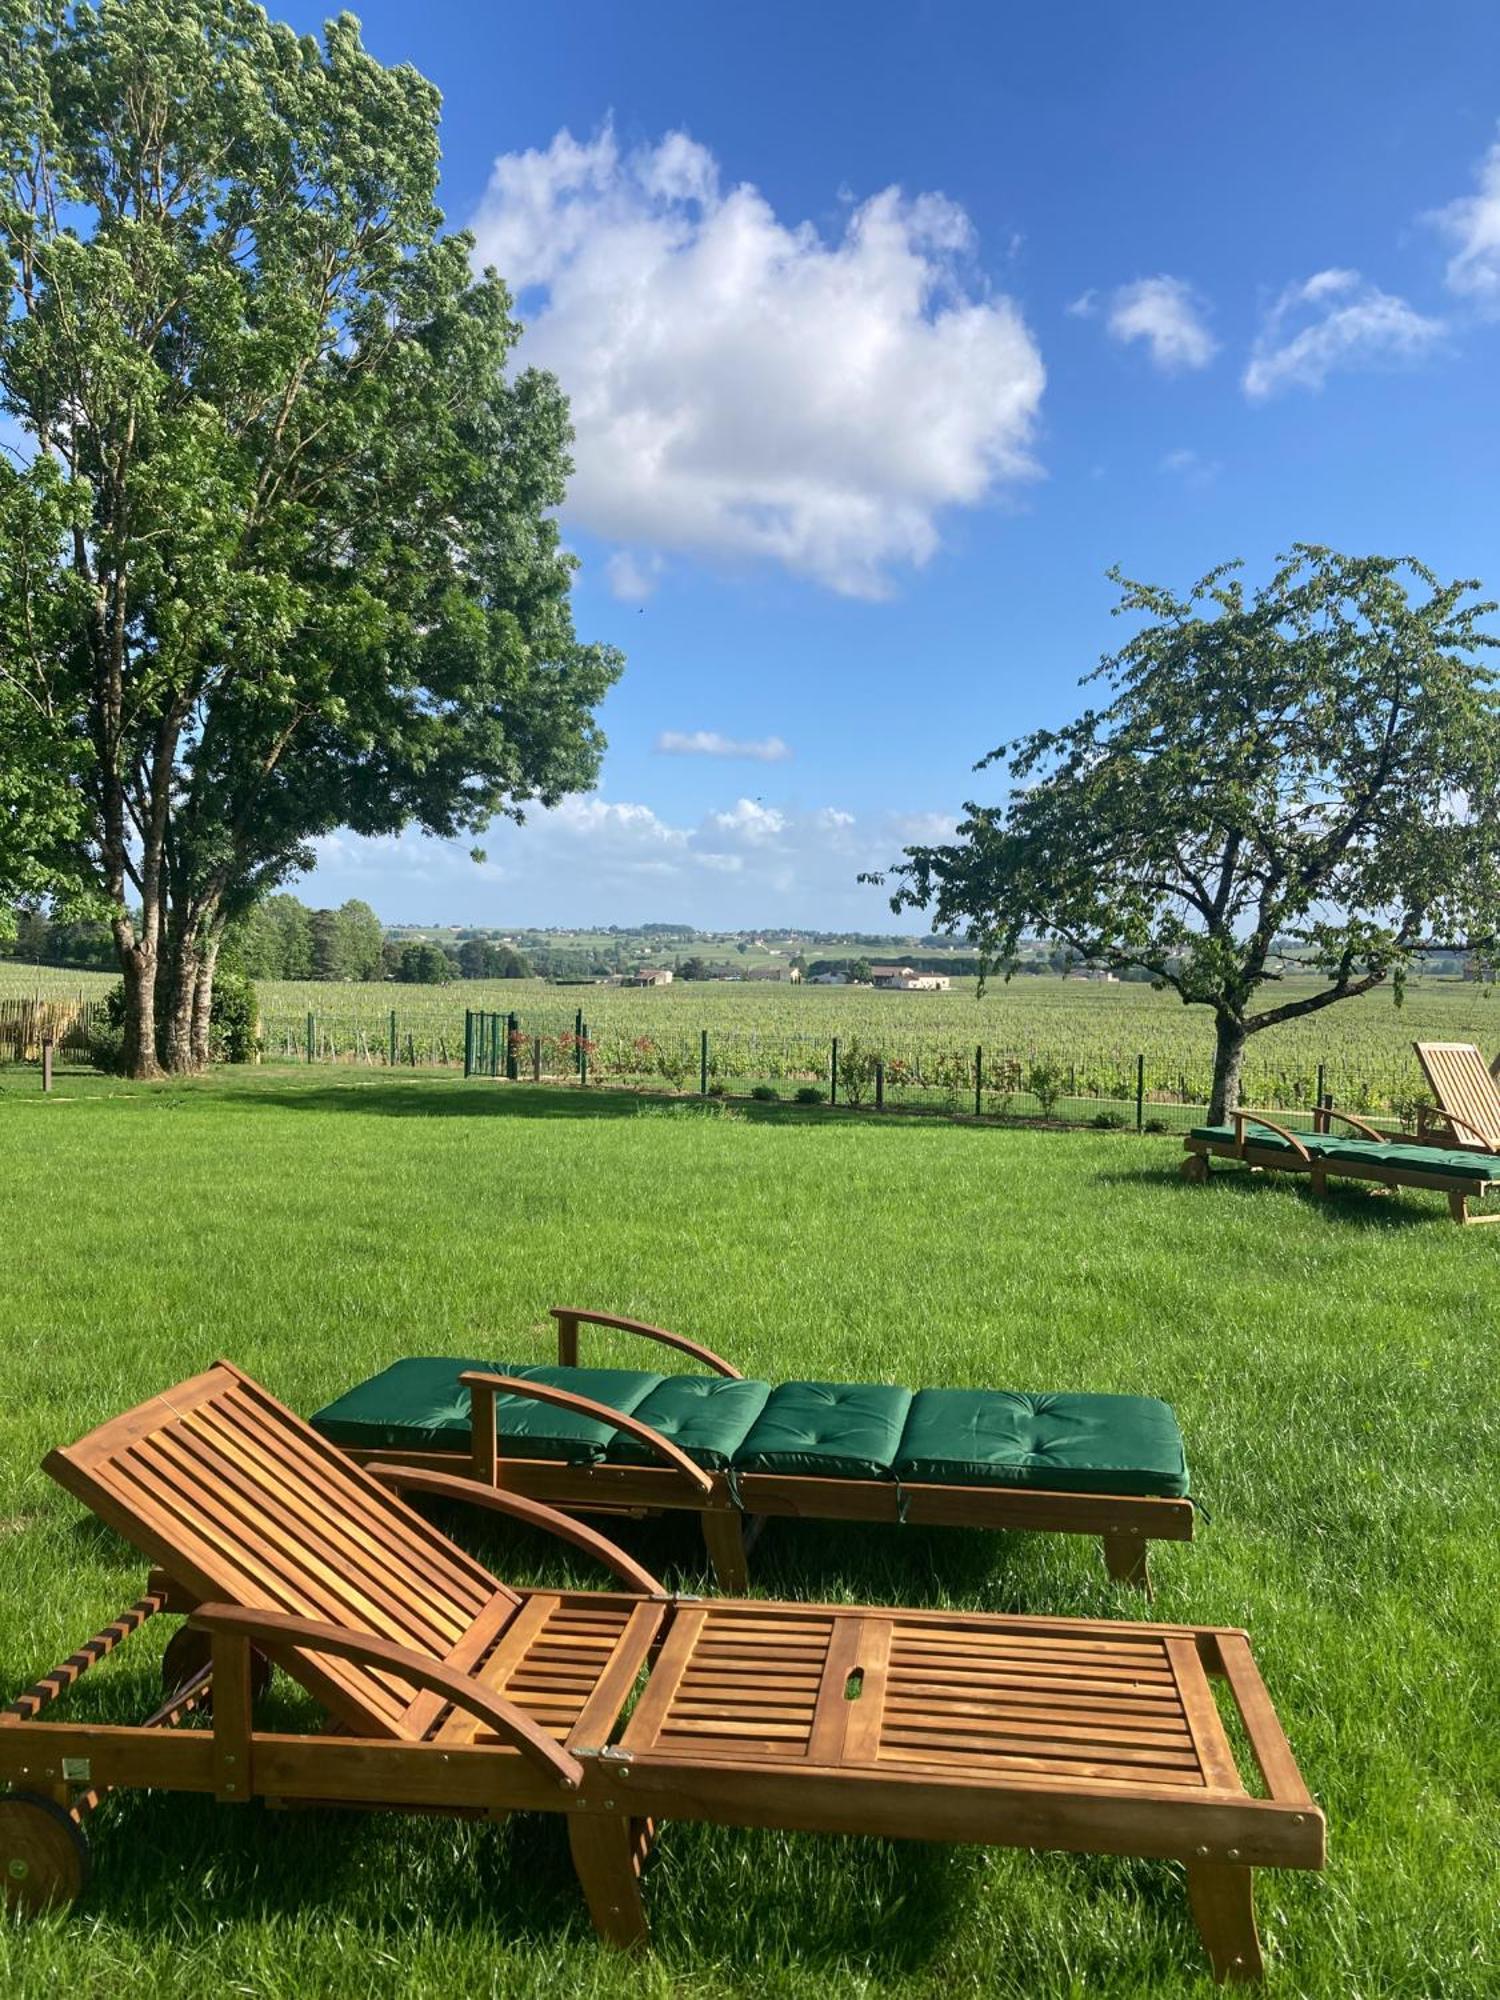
[43,1364,519,1738]
[1414,1041,1500,1147]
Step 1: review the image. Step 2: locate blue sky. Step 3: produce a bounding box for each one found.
[290,0,1500,930]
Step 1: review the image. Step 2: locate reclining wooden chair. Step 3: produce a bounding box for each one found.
[1182,1106,1500,1225]
[0,1364,1323,1983]
[1412,1040,1500,1154]
[312,1308,1197,1595]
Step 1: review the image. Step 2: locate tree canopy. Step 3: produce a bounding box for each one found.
[883,547,1500,1117]
[0,0,621,1073]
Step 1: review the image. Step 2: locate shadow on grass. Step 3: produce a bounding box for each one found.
[1111,1159,1443,1230]
[224,1078,979,1131]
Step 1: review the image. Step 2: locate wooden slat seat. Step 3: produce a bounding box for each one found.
[1413,1040,1500,1152]
[2,1366,1325,1984]
[43,1365,519,1738]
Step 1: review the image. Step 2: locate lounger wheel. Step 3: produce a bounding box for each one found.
[1181,1152,1211,1184]
[0,1793,89,1916]
[161,1624,273,1704]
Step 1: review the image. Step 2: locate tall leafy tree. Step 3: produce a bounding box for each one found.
[881,548,1500,1119]
[0,1,620,1074]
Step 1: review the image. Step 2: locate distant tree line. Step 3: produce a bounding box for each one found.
[4,894,532,985]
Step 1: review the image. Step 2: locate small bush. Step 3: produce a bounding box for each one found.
[750,1083,780,1102]
[706,1080,726,1097]
[210,970,259,1063]
[1091,1109,1128,1130]
[1144,1117,1169,1135]
[87,1017,127,1074]
[795,1085,826,1105]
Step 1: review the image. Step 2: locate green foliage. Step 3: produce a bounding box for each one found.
[834,1034,879,1105]
[395,942,455,985]
[888,548,1500,1116]
[457,937,533,979]
[1026,1057,1067,1118]
[1090,1108,1128,1129]
[750,1083,780,1101]
[795,1084,827,1104]
[208,970,259,1063]
[0,0,622,1072]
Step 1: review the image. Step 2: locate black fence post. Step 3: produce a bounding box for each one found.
[875,1057,885,1111]
[1135,1053,1146,1131]
[700,1028,709,1097]
[389,1010,397,1069]
[464,1011,473,1078]
[1316,1062,1326,1111]
[505,1011,519,1082]
[532,1034,542,1084]
[41,1034,53,1094]
[306,1011,315,1064]
[830,1036,839,1106]
[975,1045,983,1118]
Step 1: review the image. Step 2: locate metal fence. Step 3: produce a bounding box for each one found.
[456,1009,1427,1136]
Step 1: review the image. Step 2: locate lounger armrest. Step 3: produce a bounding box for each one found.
[459,1371,715,1498]
[1416,1103,1494,1149]
[1232,1110,1312,1162]
[367,1463,669,1598]
[186,1602,585,1790]
[1312,1106,1385,1140]
[550,1306,742,1379]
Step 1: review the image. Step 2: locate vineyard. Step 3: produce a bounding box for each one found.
[3,961,1495,1125]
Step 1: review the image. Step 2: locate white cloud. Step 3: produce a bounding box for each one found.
[1159,446,1221,486]
[1243,268,1444,398]
[1064,289,1098,318]
[470,123,1045,597]
[1430,131,1500,310]
[303,796,936,927]
[655,729,791,762]
[604,550,664,601]
[1105,276,1217,372]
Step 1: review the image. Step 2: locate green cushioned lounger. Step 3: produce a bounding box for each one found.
[1183,1109,1500,1225]
[311,1308,1196,1595]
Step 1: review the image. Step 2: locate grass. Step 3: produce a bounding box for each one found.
[0,1067,1495,1997]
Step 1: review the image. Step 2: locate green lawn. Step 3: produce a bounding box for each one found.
[0,1069,1494,1997]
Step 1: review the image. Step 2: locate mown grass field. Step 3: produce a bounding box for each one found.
[0,1069,1496,1998]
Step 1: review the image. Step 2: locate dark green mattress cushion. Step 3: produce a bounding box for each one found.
[603,1375,774,1472]
[1189,1125,1500,1181]
[732,1381,914,1480]
[310,1357,664,1461]
[893,1389,1189,1498]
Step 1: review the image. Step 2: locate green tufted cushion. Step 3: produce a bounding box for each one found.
[310,1357,664,1462]
[732,1381,913,1480]
[894,1389,1189,1497]
[604,1375,773,1472]
[1190,1125,1500,1181]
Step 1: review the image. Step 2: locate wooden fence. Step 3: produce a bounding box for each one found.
[0,997,105,1064]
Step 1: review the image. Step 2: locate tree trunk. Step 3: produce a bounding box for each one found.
[163,935,201,1075]
[1209,1014,1248,1124]
[190,927,223,1069]
[116,936,161,1080]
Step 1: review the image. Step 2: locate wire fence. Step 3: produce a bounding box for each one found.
[0,993,1443,1135]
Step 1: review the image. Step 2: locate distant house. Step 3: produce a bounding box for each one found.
[622,967,674,987]
[743,965,802,983]
[1066,968,1119,983]
[808,972,849,985]
[871,964,949,992]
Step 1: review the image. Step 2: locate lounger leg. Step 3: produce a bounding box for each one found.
[1186,1859,1263,1983]
[568,1812,651,1949]
[701,1508,750,1592]
[1102,1532,1152,1596]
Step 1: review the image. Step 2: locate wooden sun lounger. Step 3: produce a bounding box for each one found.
[1182,1107,1500,1225]
[1412,1040,1500,1153]
[313,1309,1197,1596]
[0,1364,1323,1982]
